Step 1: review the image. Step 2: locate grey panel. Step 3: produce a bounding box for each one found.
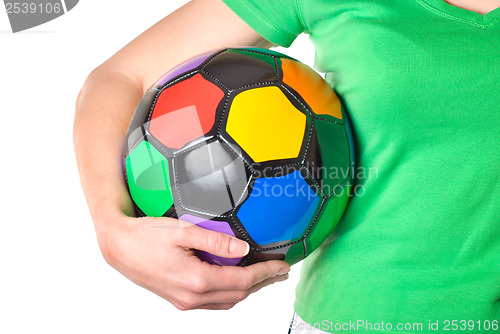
[173,141,250,217]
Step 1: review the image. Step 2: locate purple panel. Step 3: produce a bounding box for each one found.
[155,52,215,86]
[179,214,242,266]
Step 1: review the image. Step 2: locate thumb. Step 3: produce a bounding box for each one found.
[179,224,250,258]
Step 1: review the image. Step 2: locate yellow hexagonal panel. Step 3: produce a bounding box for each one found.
[227,86,307,163]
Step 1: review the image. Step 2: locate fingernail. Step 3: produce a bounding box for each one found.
[278,273,289,281]
[229,238,250,256]
[277,266,290,276]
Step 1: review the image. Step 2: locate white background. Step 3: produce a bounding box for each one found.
[0,1,316,333]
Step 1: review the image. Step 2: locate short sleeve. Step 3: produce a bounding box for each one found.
[221,0,306,47]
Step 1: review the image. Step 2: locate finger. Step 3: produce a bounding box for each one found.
[190,273,289,306]
[170,300,237,311]
[177,223,250,258]
[174,289,250,309]
[187,259,290,292]
[146,283,238,311]
[195,302,237,310]
[183,275,288,310]
[248,273,289,294]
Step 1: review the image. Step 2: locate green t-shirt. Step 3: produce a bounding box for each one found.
[221,0,500,332]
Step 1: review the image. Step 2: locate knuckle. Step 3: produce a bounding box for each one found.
[174,303,189,311]
[207,232,227,253]
[220,303,237,310]
[262,262,277,279]
[189,276,209,293]
[174,222,197,245]
[235,291,249,302]
[172,227,187,245]
[178,293,199,310]
[238,277,253,290]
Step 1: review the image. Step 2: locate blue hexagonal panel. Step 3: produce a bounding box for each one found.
[236,169,320,245]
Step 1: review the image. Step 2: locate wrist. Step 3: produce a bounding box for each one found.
[93,210,128,265]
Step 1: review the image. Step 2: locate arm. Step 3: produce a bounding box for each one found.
[73,0,289,311]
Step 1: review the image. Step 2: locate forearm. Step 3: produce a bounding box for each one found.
[73,68,143,231]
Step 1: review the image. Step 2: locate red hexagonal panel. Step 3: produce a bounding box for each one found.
[149,73,224,149]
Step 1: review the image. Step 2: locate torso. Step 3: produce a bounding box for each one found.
[296,0,500,328]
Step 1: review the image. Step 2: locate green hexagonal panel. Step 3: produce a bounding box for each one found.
[125,141,174,216]
[314,119,350,196]
[284,241,306,265]
[304,184,351,256]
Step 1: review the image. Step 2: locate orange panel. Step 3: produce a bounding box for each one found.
[281,58,342,120]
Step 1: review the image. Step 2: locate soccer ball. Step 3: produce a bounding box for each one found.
[123,48,355,266]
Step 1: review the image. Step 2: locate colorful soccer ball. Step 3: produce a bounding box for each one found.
[123,48,355,266]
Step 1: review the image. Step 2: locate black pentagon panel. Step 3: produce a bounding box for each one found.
[300,124,326,196]
[219,133,304,177]
[279,84,314,117]
[202,50,277,90]
[238,247,288,266]
[132,201,147,217]
[226,216,255,248]
[165,210,178,218]
[172,141,252,217]
[124,89,158,157]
